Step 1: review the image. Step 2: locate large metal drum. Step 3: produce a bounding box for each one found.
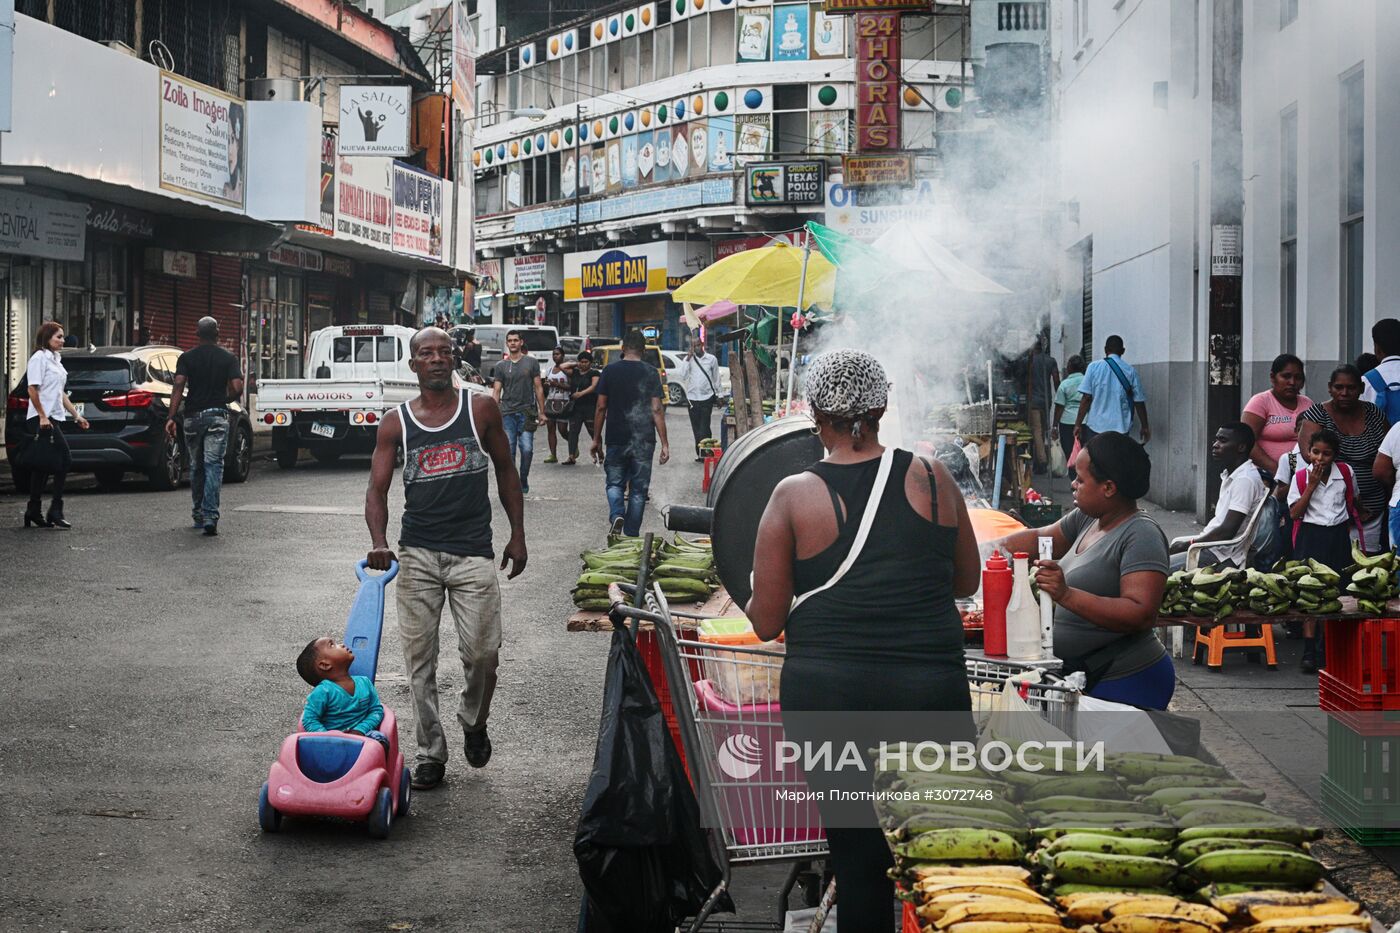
[703,418,825,608]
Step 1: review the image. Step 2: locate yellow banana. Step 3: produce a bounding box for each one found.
[935,918,1064,924]
[1108,899,1228,928]
[909,864,1034,884]
[1058,892,1182,924]
[1211,891,1362,923]
[934,899,1062,929]
[1099,914,1220,933]
[918,893,1046,923]
[1238,917,1376,933]
[914,882,1048,905]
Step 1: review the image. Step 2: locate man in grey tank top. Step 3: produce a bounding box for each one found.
[365,328,527,791]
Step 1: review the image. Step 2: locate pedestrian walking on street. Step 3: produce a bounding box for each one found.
[564,351,600,465]
[165,317,244,536]
[1073,334,1150,446]
[365,327,527,791]
[491,329,546,494]
[591,330,670,537]
[1242,354,1311,476]
[746,349,981,933]
[542,346,573,464]
[1052,354,1086,478]
[673,337,722,460]
[21,322,89,528]
[1361,318,1400,421]
[1298,365,1389,552]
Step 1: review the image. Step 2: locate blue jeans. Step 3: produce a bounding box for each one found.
[604,443,655,536]
[501,412,534,487]
[1388,507,1400,559]
[1088,654,1176,710]
[184,408,229,524]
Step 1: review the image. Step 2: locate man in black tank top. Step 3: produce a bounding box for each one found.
[366,328,527,791]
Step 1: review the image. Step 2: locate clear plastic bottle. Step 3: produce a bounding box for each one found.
[1006,551,1043,661]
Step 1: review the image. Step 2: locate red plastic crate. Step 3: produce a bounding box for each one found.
[902,900,920,933]
[634,627,704,780]
[1320,618,1400,710]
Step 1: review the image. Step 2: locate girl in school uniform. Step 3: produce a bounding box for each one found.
[1287,429,1363,672]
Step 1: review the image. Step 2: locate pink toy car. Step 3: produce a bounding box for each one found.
[259,709,410,838]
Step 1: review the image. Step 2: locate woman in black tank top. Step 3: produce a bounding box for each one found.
[747,351,981,933]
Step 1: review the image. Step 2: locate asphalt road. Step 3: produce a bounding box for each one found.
[0,409,795,932]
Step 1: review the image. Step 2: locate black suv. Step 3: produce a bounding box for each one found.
[5,345,253,492]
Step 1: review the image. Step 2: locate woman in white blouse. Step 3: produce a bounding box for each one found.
[24,322,89,528]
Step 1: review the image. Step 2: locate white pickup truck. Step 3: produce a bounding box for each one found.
[256,324,478,469]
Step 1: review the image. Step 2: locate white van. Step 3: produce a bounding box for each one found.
[455,324,560,370]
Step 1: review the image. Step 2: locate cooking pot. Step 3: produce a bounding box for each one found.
[665,417,824,607]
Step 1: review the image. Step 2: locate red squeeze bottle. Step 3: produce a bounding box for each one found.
[982,549,1012,656]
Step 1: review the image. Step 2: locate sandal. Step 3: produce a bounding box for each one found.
[562,458,577,465]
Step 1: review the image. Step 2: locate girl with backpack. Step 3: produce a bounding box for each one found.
[1287,429,1362,672]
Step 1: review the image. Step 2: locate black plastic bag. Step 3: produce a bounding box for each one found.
[574,623,732,932]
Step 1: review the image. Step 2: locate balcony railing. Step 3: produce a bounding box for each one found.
[998,2,1047,31]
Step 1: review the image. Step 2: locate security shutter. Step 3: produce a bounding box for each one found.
[1080,237,1093,361]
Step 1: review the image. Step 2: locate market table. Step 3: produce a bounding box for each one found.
[565,585,738,632]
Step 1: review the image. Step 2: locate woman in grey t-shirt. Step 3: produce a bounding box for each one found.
[998,432,1173,709]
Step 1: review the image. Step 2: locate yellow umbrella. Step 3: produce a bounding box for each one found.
[671,242,836,309]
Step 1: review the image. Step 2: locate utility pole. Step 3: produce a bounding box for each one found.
[1206,0,1244,506]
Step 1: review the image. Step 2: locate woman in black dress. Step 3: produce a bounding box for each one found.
[747,349,981,932]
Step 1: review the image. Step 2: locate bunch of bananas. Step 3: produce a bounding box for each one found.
[571,534,718,610]
[1271,559,1343,615]
[1161,567,1250,620]
[1342,542,1397,614]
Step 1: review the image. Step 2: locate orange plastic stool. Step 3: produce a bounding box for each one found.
[1192,621,1278,671]
[701,447,722,493]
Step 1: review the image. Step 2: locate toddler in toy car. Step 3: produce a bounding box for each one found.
[296,637,389,752]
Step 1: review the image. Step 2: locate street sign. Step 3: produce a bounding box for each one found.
[744,160,825,206]
[841,154,914,187]
[854,12,901,151]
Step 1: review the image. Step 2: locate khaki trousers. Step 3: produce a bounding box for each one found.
[1029,407,1048,470]
[396,546,502,766]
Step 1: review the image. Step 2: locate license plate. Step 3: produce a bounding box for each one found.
[310,422,335,439]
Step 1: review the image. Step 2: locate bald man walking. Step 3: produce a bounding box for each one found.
[166,316,244,536]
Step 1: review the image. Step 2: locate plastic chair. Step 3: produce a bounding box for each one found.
[1168,494,1275,668]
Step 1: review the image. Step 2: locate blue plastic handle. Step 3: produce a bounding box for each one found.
[347,559,399,682]
[355,558,399,585]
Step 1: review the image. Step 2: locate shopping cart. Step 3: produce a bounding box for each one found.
[607,583,833,933]
[964,655,1081,738]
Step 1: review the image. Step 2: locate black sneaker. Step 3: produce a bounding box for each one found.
[411,761,446,790]
[609,516,624,536]
[1300,651,1318,674]
[464,728,492,768]
[203,522,219,537]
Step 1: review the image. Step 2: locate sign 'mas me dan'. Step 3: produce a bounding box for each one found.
[564,241,672,301]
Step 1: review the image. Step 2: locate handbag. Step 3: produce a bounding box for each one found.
[1050,440,1067,477]
[544,397,573,418]
[21,426,71,473]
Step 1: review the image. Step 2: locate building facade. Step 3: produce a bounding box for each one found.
[1051,0,1400,514]
[0,0,473,445]
[453,0,971,343]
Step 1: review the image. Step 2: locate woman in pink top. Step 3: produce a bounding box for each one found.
[1242,353,1311,475]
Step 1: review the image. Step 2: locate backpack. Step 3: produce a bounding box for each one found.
[1364,367,1400,423]
[1251,465,1291,570]
[1292,461,1364,549]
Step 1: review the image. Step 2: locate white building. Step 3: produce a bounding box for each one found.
[453,0,971,343]
[1051,0,1400,513]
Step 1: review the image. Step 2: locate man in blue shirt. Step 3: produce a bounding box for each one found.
[1073,335,1151,445]
[591,330,671,536]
